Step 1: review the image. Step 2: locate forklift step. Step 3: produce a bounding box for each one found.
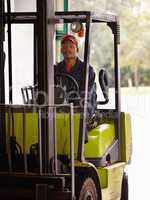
[0,172,66,189]
[47,191,72,200]
[0,188,72,200]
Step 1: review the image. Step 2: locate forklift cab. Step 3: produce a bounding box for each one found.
[20,11,119,162]
[0,3,132,200]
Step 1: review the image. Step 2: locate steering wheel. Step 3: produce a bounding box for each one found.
[55,73,80,104]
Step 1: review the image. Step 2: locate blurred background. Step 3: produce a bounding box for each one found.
[70,0,150,88]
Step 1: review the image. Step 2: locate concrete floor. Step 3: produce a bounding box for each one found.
[121,87,150,200]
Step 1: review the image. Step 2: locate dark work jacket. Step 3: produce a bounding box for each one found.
[54,58,97,143]
[54,57,97,115]
[55,58,95,93]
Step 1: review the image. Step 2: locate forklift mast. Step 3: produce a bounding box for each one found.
[2,0,56,173]
[36,0,55,173]
[0,1,76,199]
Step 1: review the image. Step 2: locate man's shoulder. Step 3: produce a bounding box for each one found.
[54,61,64,72]
[55,61,64,68]
[77,58,94,70]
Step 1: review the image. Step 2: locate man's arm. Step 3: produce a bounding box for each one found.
[88,66,95,91]
[79,66,97,115]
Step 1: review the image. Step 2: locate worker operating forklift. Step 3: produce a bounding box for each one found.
[0,7,132,199]
[54,34,97,118]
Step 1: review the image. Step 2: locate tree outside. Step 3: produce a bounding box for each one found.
[70,2,150,200]
[70,0,150,87]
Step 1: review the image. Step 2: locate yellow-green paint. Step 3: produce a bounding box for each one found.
[5,112,116,160]
[84,123,115,158]
[56,114,116,159]
[99,162,125,199]
[98,166,108,188]
[5,112,38,153]
[56,113,80,158]
[120,112,132,163]
[4,111,131,199]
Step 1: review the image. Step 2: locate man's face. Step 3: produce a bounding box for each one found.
[61,40,78,59]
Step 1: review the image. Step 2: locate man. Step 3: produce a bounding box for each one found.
[54,34,97,116]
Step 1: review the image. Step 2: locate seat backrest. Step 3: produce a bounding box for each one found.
[21,85,38,104]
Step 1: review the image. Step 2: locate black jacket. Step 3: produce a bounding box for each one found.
[54,58,97,115]
[55,58,95,92]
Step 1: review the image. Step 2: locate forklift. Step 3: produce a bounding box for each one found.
[0,0,132,199]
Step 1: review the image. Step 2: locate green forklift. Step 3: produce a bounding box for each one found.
[0,0,132,199]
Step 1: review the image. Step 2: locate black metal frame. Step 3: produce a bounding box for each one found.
[36,0,49,173]
[7,0,13,103]
[0,0,6,154]
[77,12,92,161]
[0,0,5,104]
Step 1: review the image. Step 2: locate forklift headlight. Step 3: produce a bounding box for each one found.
[71,21,83,33]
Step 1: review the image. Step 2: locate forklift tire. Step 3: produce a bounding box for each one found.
[121,172,128,200]
[78,177,98,200]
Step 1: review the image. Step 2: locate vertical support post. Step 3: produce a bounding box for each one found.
[64,0,68,34]
[46,0,55,162]
[37,0,48,173]
[7,106,12,172]
[37,0,55,173]
[77,13,92,161]
[0,0,5,103]
[114,21,121,161]
[70,103,75,200]
[0,0,6,154]
[53,106,58,175]
[38,108,43,175]
[7,0,13,103]
[34,23,38,86]
[23,108,28,174]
